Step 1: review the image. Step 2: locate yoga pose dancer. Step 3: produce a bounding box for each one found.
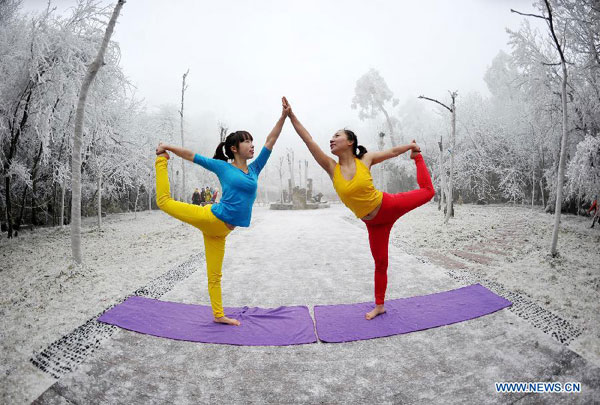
[155,99,289,326]
[283,97,435,320]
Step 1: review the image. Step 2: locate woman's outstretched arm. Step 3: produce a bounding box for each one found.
[362,141,420,167]
[284,97,336,177]
[157,142,195,162]
[264,98,290,150]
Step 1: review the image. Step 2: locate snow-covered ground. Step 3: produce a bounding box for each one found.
[382,202,599,365]
[1,202,598,403]
[1,211,204,403]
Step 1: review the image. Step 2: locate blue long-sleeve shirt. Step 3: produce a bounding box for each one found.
[193,146,271,227]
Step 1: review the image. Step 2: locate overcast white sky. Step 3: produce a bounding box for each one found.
[21,0,543,152]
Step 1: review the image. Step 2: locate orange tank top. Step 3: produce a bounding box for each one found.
[332,158,383,218]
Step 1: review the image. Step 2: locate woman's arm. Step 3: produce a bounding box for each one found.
[157,142,195,162]
[284,98,336,177]
[264,99,289,150]
[362,141,420,167]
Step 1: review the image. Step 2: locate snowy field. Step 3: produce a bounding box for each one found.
[378,202,600,365]
[1,202,599,403]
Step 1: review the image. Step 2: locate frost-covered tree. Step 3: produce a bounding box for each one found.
[1,1,124,238]
[71,0,125,263]
[352,69,400,146]
[512,0,575,256]
[567,135,600,203]
[419,92,457,223]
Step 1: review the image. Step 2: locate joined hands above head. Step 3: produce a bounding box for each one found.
[282,96,293,118]
[282,96,291,118]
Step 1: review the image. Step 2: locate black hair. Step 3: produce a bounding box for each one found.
[213,130,253,161]
[342,129,367,159]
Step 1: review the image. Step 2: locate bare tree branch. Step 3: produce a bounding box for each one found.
[510,9,548,20]
[418,95,453,113]
[544,0,567,64]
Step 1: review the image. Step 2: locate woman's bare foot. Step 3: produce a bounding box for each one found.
[365,305,386,320]
[214,316,241,326]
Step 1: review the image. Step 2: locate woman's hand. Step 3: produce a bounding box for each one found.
[264,98,289,150]
[156,142,170,159]
[409,139,421,159]
[282,96,293,118]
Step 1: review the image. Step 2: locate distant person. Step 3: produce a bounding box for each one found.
[589,196,599,228]
[154,98,289,326]
[205,187,212,203]
[284,97,434,321]
[192,188,201,205]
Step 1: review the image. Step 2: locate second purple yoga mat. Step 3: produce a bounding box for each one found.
[98,296,317,346]
[314,284,512,343]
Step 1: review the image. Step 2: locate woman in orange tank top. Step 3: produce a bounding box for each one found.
[283,97,435,320]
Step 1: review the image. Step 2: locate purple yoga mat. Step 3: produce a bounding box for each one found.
[314,284,512,343]
[98,296,317,346]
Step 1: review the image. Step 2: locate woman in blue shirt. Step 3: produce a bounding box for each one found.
[155,100,289,325]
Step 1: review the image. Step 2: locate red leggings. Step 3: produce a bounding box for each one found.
[363,155,435,305]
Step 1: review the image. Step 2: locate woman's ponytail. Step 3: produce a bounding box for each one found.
[356,145,368,159]
[343,129,368,159]
[213,141,228,161]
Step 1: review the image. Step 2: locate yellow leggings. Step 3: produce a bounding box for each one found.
[155,157,232,318]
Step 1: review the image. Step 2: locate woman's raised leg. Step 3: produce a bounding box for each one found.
[155,156,213,228]
[386,154,435,221]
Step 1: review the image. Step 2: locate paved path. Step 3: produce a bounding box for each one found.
[33,207,600,404]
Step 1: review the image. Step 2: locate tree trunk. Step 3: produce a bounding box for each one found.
[378,132,386,192]
[539,178,545,209]
[438,137,446,211]
[61,175,66,227]
[550,63,568,256]
[16,183,27,230]
[134,184,139,219]
[287,151,295,189]
[532,153,536,208]
[304,161,309,202]
[97,174,102,229]
[445,96,456,224]
[379,105,398,146]
[168,163,175,200]
[4,85,34,238]
[32,180,37,226]
[16,186,27,231]
[71,0,125,263]
[419,95,454,217]
[180,69,189,202]
[30,141,44,227]
[279,173,283,202]
[52,182,57,226]
[0,199,5,231]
